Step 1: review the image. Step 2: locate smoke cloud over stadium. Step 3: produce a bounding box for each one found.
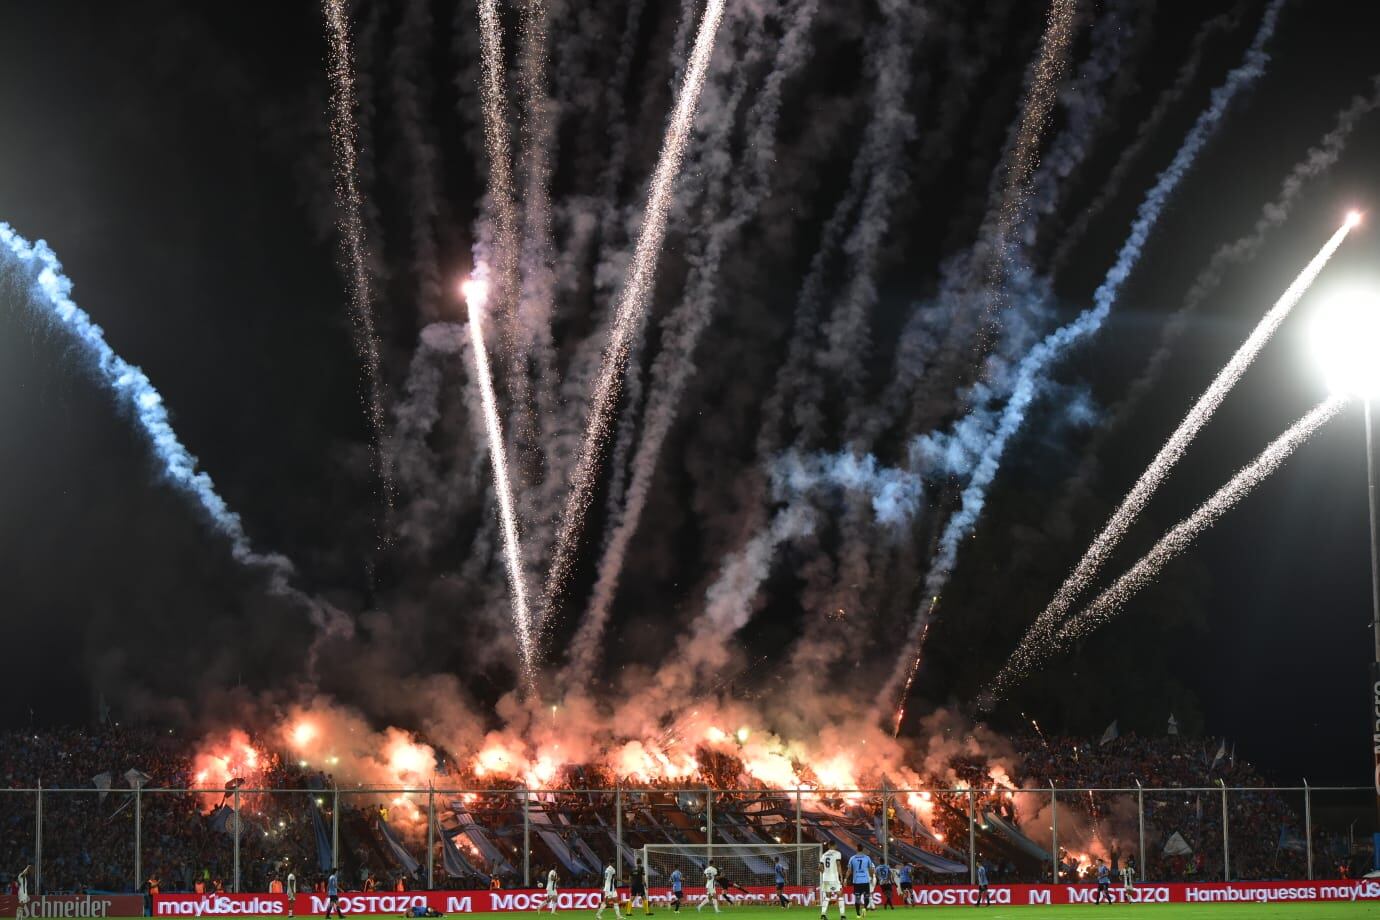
[2,0,1380,807]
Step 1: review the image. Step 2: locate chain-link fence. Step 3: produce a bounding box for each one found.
[4,784,1373,894]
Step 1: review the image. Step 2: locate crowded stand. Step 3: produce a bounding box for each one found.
[0,726,1361,895]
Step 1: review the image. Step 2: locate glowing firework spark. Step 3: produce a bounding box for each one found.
[322,0,393,519]
[1020,394,1349,683]
[542,0,727,623]
[976,0,1079,341]
[464,275,537,689]
[988,214,1357,702]
[475,0,520,294]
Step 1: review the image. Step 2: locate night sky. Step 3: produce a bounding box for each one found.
[2,0,1379,786]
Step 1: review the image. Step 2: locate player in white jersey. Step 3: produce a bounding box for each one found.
[286,870,298,918]
[695,865,720,914]
[818,842,845,920]
[544,867,559,914]
[596,864,623,920]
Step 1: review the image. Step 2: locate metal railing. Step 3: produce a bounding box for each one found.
[2,783,1369,895]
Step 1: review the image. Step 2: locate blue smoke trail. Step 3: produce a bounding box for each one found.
[879,0,1288,711]
[0,222,293,581]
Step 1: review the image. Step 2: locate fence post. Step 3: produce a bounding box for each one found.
[134,785,143,893]
[615,785,623,883]
[880,779,889,870]
[967,789,977,884]
[34,783,42,896]
[795,789,803,887]
[1219,780,1230,882]
[233,787,241,893]
[426,787,436,890]
[1304,780,1313,881]
[1136,781,1145,883]
[705,785,714,862]
[332,787,340,870]
[1050,783,1058,884]
[523,788,532,888]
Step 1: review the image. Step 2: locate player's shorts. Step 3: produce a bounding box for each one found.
[820,882,842,901]
[1098,880,1110,889]
[775,881,785,891]
[880,884,892,893]
[631,883,646,898]
[705,883,716,897]
[851,883,870,904]
[899,882,912,892]
[603,890,618,903]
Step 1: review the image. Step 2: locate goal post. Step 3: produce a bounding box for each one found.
[641,843,821,897]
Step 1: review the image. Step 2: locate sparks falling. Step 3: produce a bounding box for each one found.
[321,0,393,522]
[541,0,728,625]
[987,213,1358,703]
[1010,394,1350,687]
[463,275,537,690]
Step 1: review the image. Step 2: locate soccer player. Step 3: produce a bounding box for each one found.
[670,869,684,914]
[1121,856,1136,891]
[695,865,720,914]
[975,862,991,907]
[773,856,788,909]
[17,865,30,907]
[846,850,874,918]
[544,867,559,915]
[630,860,652,916]
[596,864,623,920]
[325,868,341,920]
[818,842,844,920]
[895,864,912,906]
[1095,859,1112,904]
[873,863,893,910]
[286,869,298,919]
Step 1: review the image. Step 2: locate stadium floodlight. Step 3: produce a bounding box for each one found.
[1308,278,1380,802]
[1309,285,1380,398]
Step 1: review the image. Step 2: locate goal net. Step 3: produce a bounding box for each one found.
[641,843,821,895]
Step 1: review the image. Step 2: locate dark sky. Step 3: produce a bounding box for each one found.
[2,0,1380,787]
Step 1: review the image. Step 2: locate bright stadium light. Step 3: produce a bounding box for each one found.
[1309,286,1380,398]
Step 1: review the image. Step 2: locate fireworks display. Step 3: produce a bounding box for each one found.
[321,0,393,522]
[987,213,1358,703]
[542,0,727,625]
[464,274,537,689]
[1039,395,1351,665]
[5,0,1380,805]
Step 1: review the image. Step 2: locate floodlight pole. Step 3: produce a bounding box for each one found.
[1365,398,1380,859]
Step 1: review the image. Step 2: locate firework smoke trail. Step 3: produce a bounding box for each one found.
[0,223,328,610]
[463,276,537,691]
[474,0,521,308]
[1050,4,1244,273]
[877,0,1288,721]
[988,216,1356,703]
[322,0,394,521]
[564,0,817,682]
[542,0,728,621]
[1044,81,1380,560]
[1010,395,1349,685]
[972,0,1078,344]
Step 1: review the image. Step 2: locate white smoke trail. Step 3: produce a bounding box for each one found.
[0,222,353,649]
[322,0,394,518]
[989,215,1358,701]
[877,0,1289,719]
[1046,80,1380,554]
[1018,395,1349,683]
[811,0,924,425]
[388,0,444,321]
[971,0,1079,345]
[474,0,522,312]
[464,277,537,691]
[542,0,728,620]
[1050,4,1243,274]
[564,0,820,682]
